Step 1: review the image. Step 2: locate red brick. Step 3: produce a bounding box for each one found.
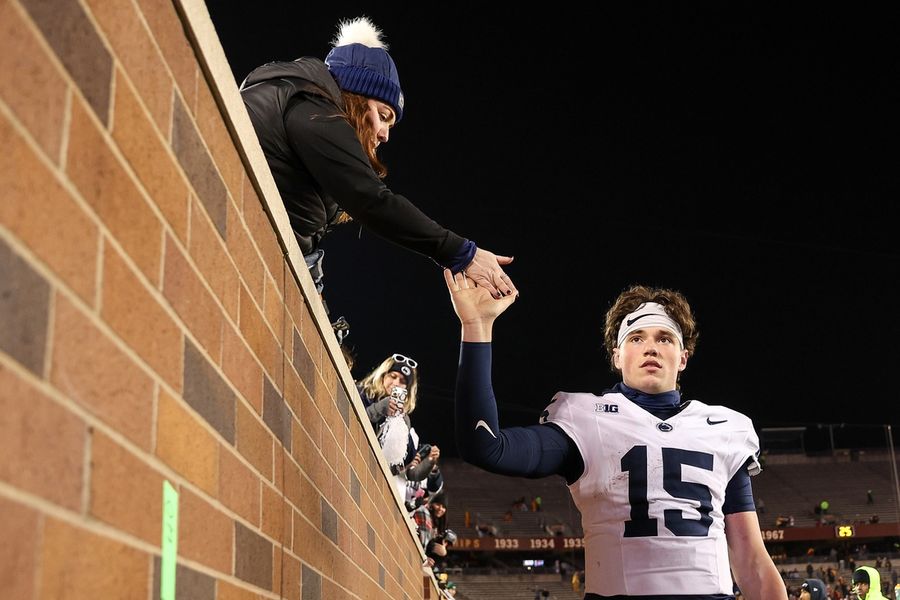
[0,112,99,305]
[162,234,223,361]
[241,177,285,295]
[298,302,324,372]
[227,202,265,302]
[298,384,323,449]
[320,431,339,484]
[263,272,284,348]
[179,488,233,574]
[181,338,235,444]
[282,457,303,515]
[301,445,332,501]
[0,497,39,600]
[234,521,273,589]
[0,0,67,161]
[89,430,163,545]
[235,401,273,480]
[19,0,112,124]
[261,483,285,543]
[321,575,348,600]
[40,518,149,600]
[282,363,308,420]
[283,280,305,336]
[290,419,316,476]
[281,552,301,600]
[0,236,51,376]
[222,321,262,414]
[50,293,154,450]
[134,0,197,116]
[293,517,334,578]
[334,554,363,597]
[111,69,189,243]
[238,285,281,389]
[86,0,172,132]
[101,243,182,391]
[172,96,227,235]
[196,81,243,203]
[314,377,342,440]
[67,97,162,284]
[274,445,285,493]
[217,580,263,600]
[156,389,219,497]
[189,197,239,321]
[321,362,338,404]
[219,447,261,526]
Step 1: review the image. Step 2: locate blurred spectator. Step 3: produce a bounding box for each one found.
[475,519,498,537]
[799,578,828,600]
[774,514,795,528]
[405,444,444,509]
[852,566,887,600]
[545,522,565,537]
[572,570,583,593]
[426,530,457,569]
[356,353,441,498]
[413,493,448,546]
[867,489,875,504]
[437,577,457,599]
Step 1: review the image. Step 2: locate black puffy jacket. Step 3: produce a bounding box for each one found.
[240,58,468,265]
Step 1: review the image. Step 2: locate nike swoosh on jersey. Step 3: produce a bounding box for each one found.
[707,417,728,425]
[475,419,497,438]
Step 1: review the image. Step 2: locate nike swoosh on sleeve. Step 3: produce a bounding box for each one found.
[475,420,497,438]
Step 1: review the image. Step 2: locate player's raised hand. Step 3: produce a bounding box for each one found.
[444,269,516,341]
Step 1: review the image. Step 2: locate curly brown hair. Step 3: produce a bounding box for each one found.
[602,285,699,373]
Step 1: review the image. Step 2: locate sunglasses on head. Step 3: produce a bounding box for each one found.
[392,353,418,369]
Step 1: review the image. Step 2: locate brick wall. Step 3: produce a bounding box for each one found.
[0,0,434,598]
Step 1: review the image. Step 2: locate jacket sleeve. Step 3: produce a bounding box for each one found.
[283,94,468,267]
[365,396,390,428]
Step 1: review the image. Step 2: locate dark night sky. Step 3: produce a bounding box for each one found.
[206,4,899,455]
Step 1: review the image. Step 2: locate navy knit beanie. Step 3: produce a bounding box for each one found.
[325,17,404,123]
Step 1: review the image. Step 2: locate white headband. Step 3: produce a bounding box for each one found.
[616,302,684,348]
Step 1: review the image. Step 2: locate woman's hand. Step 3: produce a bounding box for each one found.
[463,247,517,299]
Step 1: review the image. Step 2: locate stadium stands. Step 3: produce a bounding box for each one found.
[750,450,898,528]
[451,573,581,600]
[439,459,583,538]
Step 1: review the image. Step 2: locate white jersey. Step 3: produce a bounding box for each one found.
[541,391,759,597]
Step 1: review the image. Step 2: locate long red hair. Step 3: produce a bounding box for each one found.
[341,91,388,178]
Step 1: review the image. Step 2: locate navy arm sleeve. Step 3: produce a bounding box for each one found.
[722,459,756,514]
[455,342,584,482]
